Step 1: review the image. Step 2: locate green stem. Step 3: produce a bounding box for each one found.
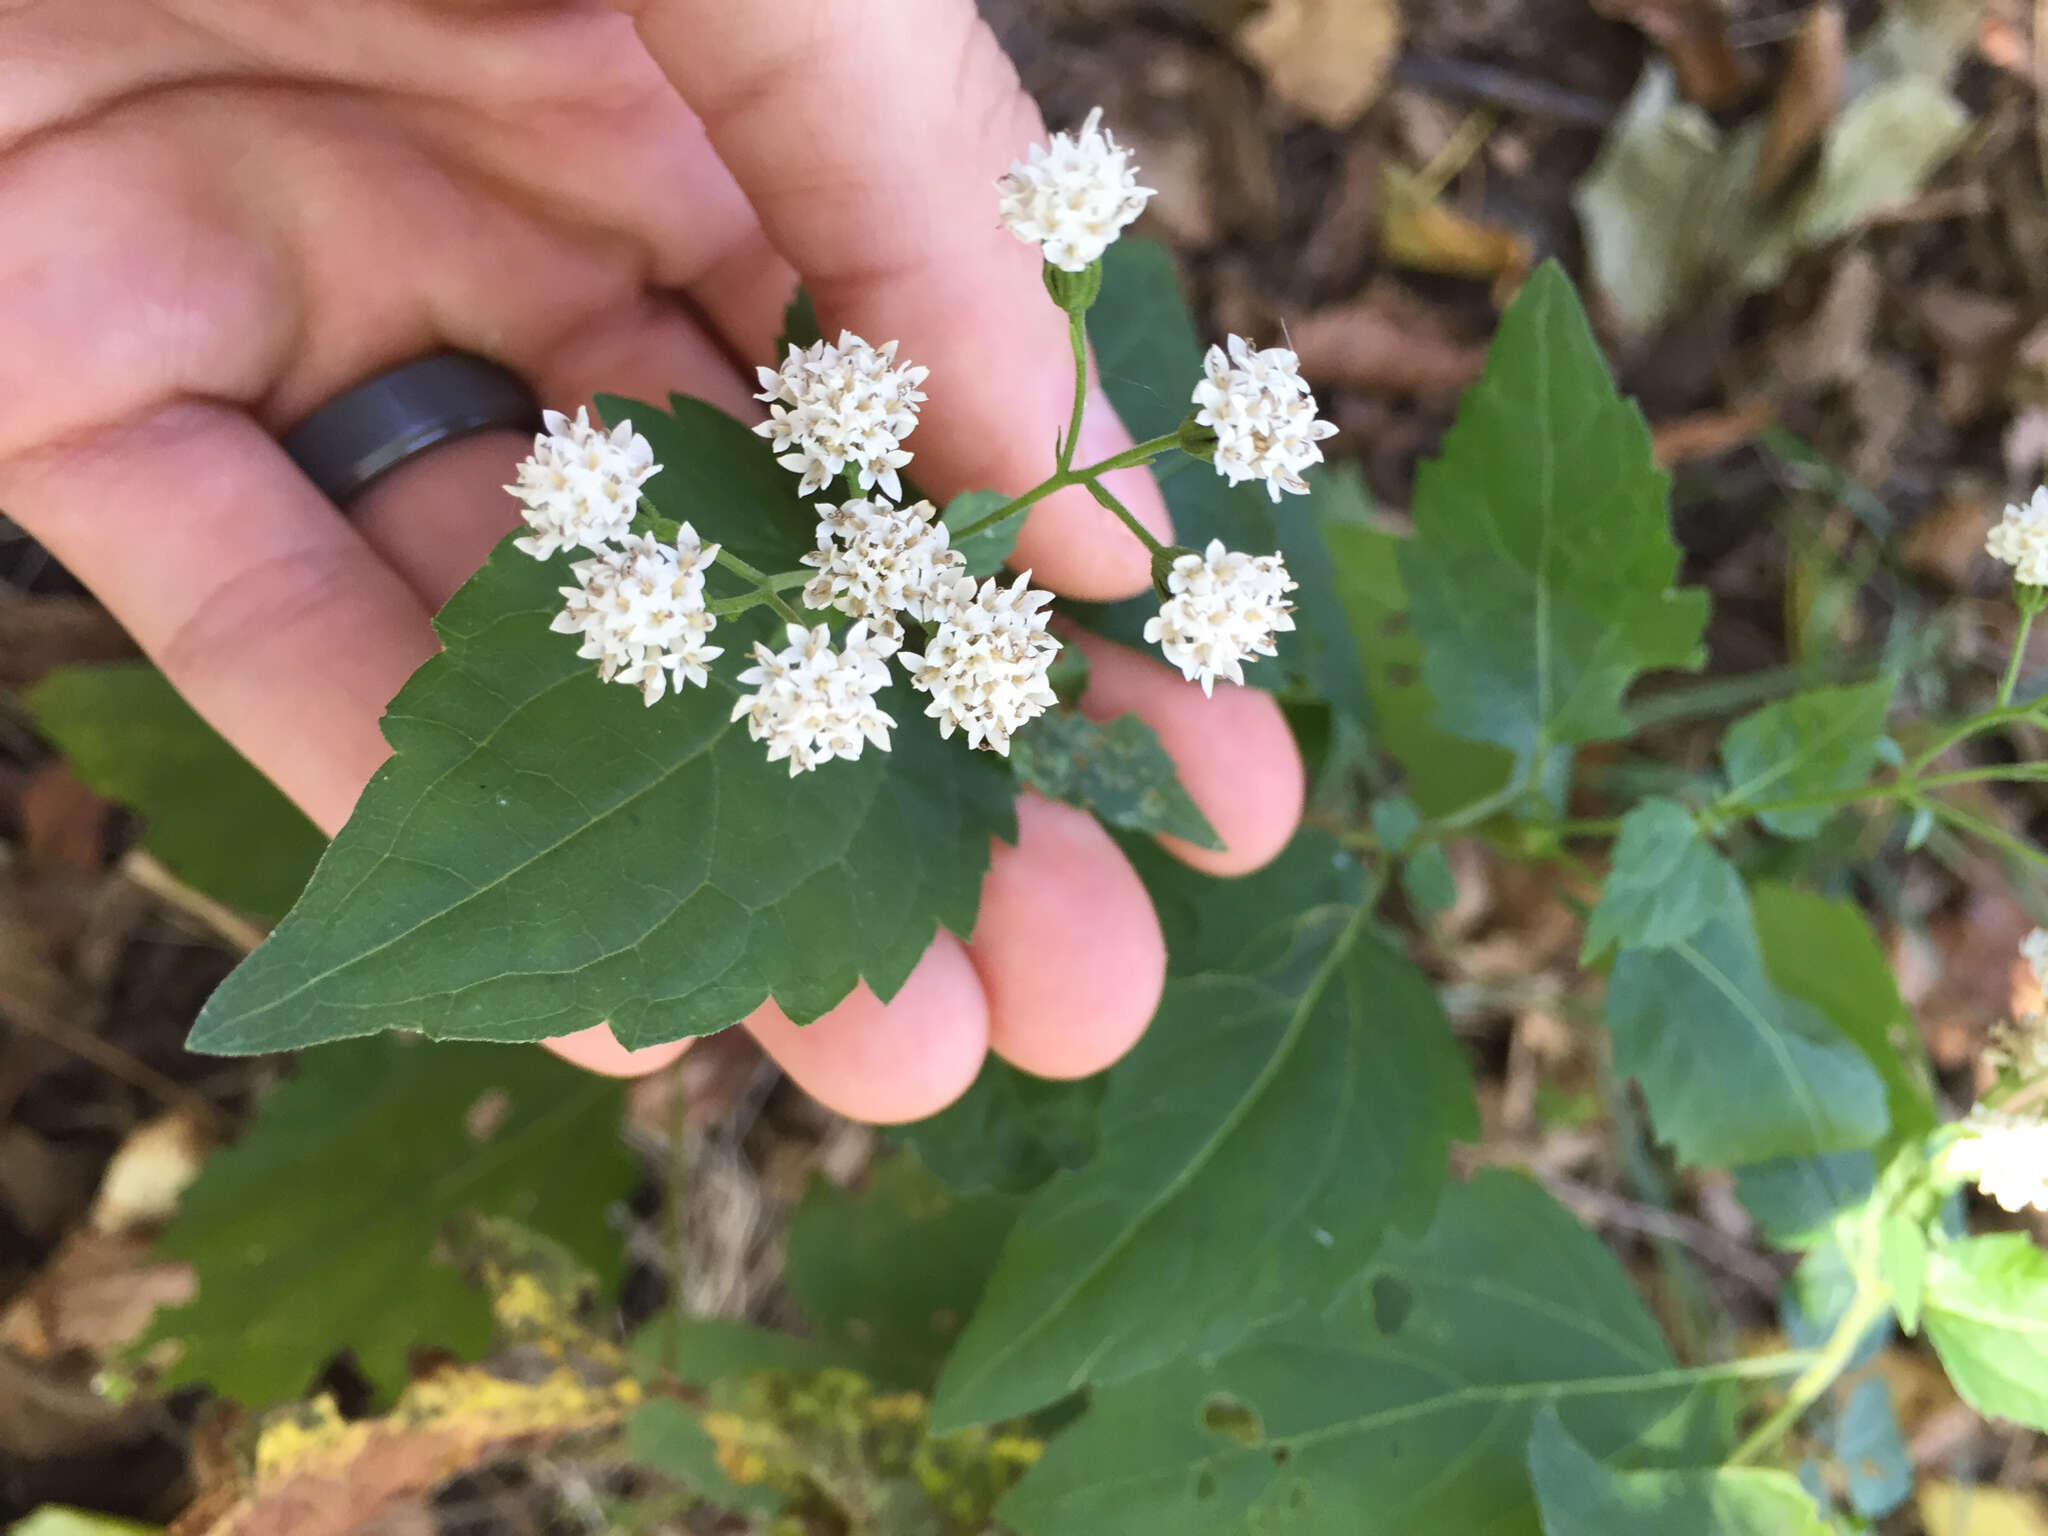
[709,549,807,624]
[1086,479,1168,558]
[1922,797,2048,874]
[1728,1284,1891,1466]
[1909,700,2046,775]
[1057,308,1088,474]
[2000,604,2040,708]
[950,431,1182,543]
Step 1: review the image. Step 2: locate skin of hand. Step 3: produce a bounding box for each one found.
[0,0,1305,1121]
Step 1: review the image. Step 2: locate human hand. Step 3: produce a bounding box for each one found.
[0,0,1304,1118]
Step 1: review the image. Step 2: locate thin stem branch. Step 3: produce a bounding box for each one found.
[1085,479,1168,557]
[2001,605,2041,708]
[949,431,1182,543]
[1909,700,2046,775]
[1728,1284,1891,1466]
[1057,308,1088,474]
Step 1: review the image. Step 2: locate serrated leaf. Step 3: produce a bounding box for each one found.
[27,663,325,921]
[1721,679,1895,838]
[1582,798,1741,962]
[133,1036,632,1407]
[1326,520,1517,817]
[1605,891,1889,1167]
[1924,1234,2048,1430]
[784,1155,1020,1391]
[943,489,1025,579]
[931,911,1476,1428]
[1527,1405,1830,1535]
[1074,240,1370,721]
[1398,262,1707,762]
[186,397,1015,1055]
[1011,710,1221,848]
[892,1058,1103,1197]
[1001,1171,1726,1535]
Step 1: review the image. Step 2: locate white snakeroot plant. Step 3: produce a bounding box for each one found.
[1144,540,1298,697]
[508,407,659,560]
[753,332,929,500]
[730,620,896,777]
[899,573,1061,755]
[550,527,722,705]
[802,497,965,642]
[1986,485,2048,587]
[1943,1108,2048,1214]
[997,106,1156,273]
[1190,334,1339,504]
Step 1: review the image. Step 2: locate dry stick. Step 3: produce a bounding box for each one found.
[0,977,223,1135]
[119,849,266,955]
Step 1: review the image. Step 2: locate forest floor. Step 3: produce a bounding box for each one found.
[4,0,2048,1531]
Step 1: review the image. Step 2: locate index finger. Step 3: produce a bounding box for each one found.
[621,0,1172,600]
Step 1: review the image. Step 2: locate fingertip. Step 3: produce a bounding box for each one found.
[544,1022,692,1078]
[1074,634,1304,876]
[970,795,1165,1079]
[744,934,989,1124]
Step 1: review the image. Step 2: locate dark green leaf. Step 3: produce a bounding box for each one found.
[1924,1234,2048,1430]
[134,1036,632,1406]
[1077,240,1370,721]
[1605,892,1889,1167]
[1834,1378,1911,1519]
[1721,679,1895,838]
[1581,798,1742,963]
[1400,843,1458,915]
[187,398,1015,1055]
[777,286,822,354]
[892,1058,1104,1197]
[1011,710,1221,848]
[784,1155,1021,1391]
[1118,828,1367,979]
[1733,1151,1876,1249]
[627,1398,783,1515]
[1879,1210,1930,1335]
[931,912,1475,1428]
[630,1316,857,1386]
[27,663,325,921]
[1001,1172,1726,1535]
[1326,521,1517,817]
[1527,1406,1829,1535]
[944,489,1026,579]
[1398,262,1708,761]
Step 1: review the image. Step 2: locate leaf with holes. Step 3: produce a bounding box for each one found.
[185,396,1015,1055]
[1000,1171,1730,1534]
[1398,262,1707,762]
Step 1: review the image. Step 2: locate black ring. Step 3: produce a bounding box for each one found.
[280,352,543,508]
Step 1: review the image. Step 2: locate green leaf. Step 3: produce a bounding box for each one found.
[1077,240,1370,721]
[7,1511,160,1536]
[630,1316,857,1386]
[1326,520,1516,817]
[1720,679,1895,838]
[944,489,1025,579]
[1011,710,1221,848]
[1001,1171,1727,1536]
[1581,798,1742,962]
[1833,1378,1911,1518]
[1604,891,1889,1167]
[1751,882,1935,1141]
[27,663,325,920]
[1923,1234,2048,1430]
[1119,828,1366,978]
[627,1397,783,1515]
[1527,1405,1829,1535]
[784,1155,1021,1391]
[186,397,1015,1055]
[1879,1209,1930,1335]
[777,285,822,354]
[134,1036,632,1407]
[931,911,1476,1428]
[1398,262,1708,762]
[1733,1150,1876,1249]
[892,1058,1104,1196]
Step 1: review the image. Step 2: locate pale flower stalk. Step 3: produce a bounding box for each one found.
[1145,540,1297,696]
[508,407,660,560]
[754,332,928,500]
[551,527,723,705]
[1191,335,1338,503]
[731,621,896,776]
[1986,486,2048,587]
[899,573,1061,755]
[997,106,1155,273]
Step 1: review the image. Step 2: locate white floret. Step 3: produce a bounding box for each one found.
[1191,335,1338,503]
[753,332,928,500]
[730,620,896,776]
[898,572,1061,755]
[1143,540,1297,696]
[1944,1107,2048,1214]
[801,497,966,642]
[1987,486,2048,587]
[997,107,1155,272]
[551,526,723,705]
[508,407,659,559]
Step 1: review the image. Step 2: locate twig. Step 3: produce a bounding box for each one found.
[1391,54,1615,128]
[119,849,267,955]
[0,977,224,1135]
[1537,1171,1785,1295]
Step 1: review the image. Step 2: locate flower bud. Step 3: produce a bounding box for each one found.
[1042,259,1104,315]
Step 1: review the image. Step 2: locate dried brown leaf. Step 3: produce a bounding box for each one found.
[1650,397,1775,466]
[1377,166,1532,300]
[1235,0,1401,128]
[0,1229,194,1361]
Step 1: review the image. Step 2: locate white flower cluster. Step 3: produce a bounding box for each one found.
[1145,541,1298,696]
[802,497,965,642]
[998,106,1156,273]
[1192,335,1339,504]
[1987,486,2048,587]
[754,332,928,500]
[551,528,723,706]
[901,573,1061,754]
[507,407,659,560]
[1943,1107,2048,1214]
[731,621,896,776]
